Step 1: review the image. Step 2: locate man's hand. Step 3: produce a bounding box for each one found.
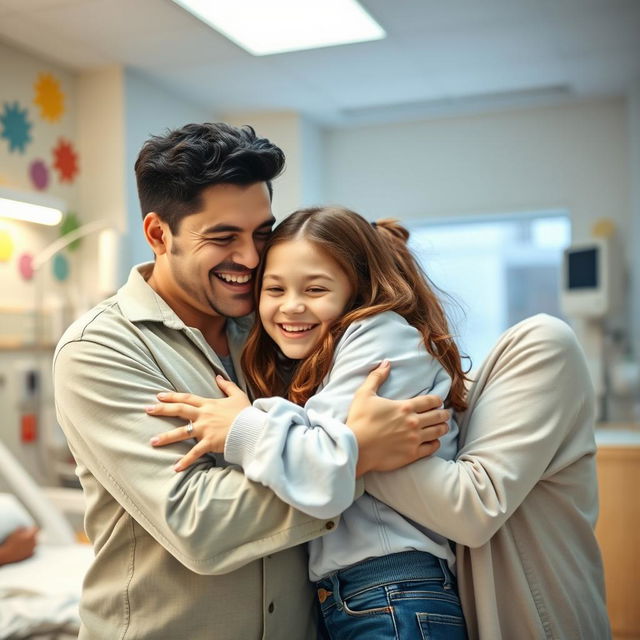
[0,526,38,566]
[347,361,450,477]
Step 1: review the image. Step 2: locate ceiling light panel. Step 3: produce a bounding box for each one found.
[171,0,385,55]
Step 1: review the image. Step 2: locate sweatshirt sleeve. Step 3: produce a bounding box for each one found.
[224,312,453,519]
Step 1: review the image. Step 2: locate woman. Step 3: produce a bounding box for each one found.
[149,206,469,639]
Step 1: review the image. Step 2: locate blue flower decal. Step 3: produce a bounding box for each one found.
[1,101,33,153]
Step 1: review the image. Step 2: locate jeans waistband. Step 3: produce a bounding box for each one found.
[316,551,452,598]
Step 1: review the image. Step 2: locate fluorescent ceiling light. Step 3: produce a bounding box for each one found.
[171,0,385,55]
[0,187,64,226]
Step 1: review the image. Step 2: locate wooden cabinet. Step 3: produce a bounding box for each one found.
[595,438,640,639]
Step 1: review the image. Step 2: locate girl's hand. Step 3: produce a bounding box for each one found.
[147,376,251,471]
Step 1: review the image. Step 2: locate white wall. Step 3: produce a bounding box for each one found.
[223,112,304,220]
[224,112,325,219]
[324,98,636,356]
[0,41,81,482]
[122,69,214,277]
[300,117,325,208]
[629,81,640,365]
[76,65,126,306]
[0,45,216,482]
[0,40,79,317]
[325,99,630,241]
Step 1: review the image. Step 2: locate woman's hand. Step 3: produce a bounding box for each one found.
[147,376,251,471]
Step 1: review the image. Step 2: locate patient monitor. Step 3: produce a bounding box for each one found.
[560,233,627,421]
[560,237,623,318]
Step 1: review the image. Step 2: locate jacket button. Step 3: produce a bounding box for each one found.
[325,521,335,530]
[268,602,275,613]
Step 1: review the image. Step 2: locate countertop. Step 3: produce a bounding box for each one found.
[595,423,640,447]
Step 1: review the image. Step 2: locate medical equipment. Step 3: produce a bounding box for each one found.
[0,440,91,639]
[560,228,636,421]
[560,236,624,319]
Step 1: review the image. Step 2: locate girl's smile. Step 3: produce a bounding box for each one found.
[259,239,353,360]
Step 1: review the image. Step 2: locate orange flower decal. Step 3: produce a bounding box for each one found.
[53,138,79,183]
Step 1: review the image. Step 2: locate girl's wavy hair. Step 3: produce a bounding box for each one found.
[241,206,468,411]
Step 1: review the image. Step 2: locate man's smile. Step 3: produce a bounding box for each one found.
[213,271,253,284]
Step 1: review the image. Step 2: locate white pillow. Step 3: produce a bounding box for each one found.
[0,493,35,543]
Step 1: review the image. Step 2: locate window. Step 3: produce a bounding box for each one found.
[407,212,571,370]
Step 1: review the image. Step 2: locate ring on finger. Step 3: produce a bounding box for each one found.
[185,421,194,436]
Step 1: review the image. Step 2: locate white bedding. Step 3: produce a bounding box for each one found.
[0,544,92,639]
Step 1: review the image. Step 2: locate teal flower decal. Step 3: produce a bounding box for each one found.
[1,101,33,153]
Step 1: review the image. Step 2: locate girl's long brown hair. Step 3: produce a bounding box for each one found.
[241,206,468,411]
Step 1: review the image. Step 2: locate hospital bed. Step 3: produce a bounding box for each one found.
[0,441,92,639]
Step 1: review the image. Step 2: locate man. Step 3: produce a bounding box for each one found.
[53,123,447,639]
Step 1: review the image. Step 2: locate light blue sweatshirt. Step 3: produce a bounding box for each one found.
[225,311,458,580]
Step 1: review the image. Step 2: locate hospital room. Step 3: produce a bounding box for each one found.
[0,1,639,638]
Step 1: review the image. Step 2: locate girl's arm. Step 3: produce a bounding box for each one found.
[223,312,453,519]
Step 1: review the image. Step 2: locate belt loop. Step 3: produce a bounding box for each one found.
[438,558,453,591]
[329,573,345,611]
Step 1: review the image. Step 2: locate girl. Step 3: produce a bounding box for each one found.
[150,206,468,639]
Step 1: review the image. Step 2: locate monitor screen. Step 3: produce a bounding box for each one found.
[567,247,598,289]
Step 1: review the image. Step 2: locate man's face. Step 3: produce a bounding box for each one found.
[156,182,275,324]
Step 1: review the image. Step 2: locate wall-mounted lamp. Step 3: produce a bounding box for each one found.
[33,219,120,313]
[0,186,65,226]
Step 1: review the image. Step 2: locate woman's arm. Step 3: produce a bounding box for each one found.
[365,314,597,548]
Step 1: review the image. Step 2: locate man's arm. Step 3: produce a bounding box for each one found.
[345,362,449,476]
[364,315,597,547]
[54,339,332,575]
[151,364,447,475]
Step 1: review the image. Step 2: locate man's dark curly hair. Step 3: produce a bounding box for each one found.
[134,122,285,232]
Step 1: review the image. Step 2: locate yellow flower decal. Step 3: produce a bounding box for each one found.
[0,230,14,261]
[34,73,65,122]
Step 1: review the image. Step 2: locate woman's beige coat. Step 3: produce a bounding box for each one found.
[366,315,611,640]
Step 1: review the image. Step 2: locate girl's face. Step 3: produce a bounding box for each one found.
[259,238,353,360]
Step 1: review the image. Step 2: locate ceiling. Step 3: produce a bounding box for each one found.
[1,0,640,126]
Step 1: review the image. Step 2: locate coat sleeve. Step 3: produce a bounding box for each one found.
[364,314,597,548]
[224,312,453,519]
[54,338,332,576]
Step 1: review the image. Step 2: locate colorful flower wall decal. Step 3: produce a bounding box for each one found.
[18,252,34,280]
[30,159,49,190]
[52,252,70,281]
[0,230,14,261]
[60,211,81,251]
[34,72,65,122]
[52,138,79,182]
[0,101,32,153]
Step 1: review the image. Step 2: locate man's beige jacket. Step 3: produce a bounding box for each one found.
[54,265,334,640]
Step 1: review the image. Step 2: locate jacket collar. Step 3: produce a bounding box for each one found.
[117,263,187,329]
[116,261,254,350]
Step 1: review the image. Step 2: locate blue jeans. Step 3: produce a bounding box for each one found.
[315,551,467,640]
